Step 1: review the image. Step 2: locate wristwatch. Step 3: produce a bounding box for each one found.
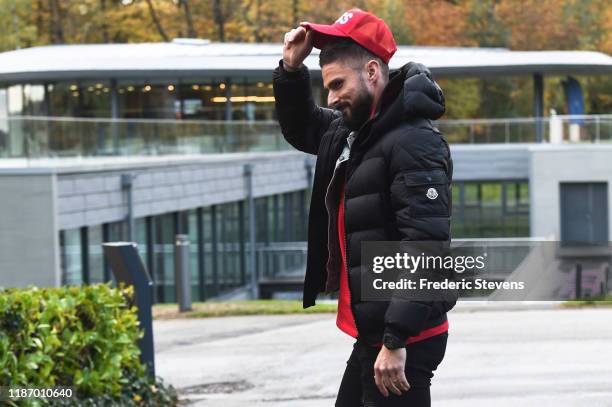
[382,332,405,350]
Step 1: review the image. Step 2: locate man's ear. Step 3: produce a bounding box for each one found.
[366,59,380,83]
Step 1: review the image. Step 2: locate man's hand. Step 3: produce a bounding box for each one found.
[374,346,411,397]
[282,23,313,71]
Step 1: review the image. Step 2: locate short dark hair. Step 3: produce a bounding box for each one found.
[319,38,389,79]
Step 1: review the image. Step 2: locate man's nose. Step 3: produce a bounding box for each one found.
[328,92,338,108]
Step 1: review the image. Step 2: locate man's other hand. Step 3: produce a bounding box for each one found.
[282,24,313,71]
[374,346,411,397]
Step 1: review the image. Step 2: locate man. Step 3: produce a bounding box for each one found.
[273,9,456,407]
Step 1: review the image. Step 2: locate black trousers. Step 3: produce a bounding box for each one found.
[335,332,448,407]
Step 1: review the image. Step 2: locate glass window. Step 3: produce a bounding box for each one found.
[118,81,145,118]
[229,81,247,121]
[135,217,149,271]
[117,80,177,119]
[270,194,283,242]
[187,209,202,301]
[102,221,127,286]
[6,85,25,156]
[287,190,308,241]
[204,206,217,297]
[77,81,111,117]
[88,225,105,284]
[451,183,464,236]
[228,80,276,121]
[153,213,176,303]
[48,81,111,118]
[0,88,6,117]
[0,88,8,157]
[451,181,530,238]
[48,82,79,117]
[22,84,52,157]
[255,197,269,243]
[218,201,242,290]
[463,183,480,207]
[60,229,83,285]
[23,84,46,115]
[43,84,112,156]
[239,201,247,286]
[177,80,227,120]
[502,182,530,236]
[479,183,503,236]
[107,220,127,241]
[297,190,308,240]
[7,85,23,115]
[505,182,529,212]
[283,192,294,241]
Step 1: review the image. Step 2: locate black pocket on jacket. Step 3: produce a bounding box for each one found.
[403,169,450,217]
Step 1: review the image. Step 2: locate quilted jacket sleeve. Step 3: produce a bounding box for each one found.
[272,60,340,155]
[383,124,458,344]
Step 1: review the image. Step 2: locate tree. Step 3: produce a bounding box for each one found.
[213,0,226,41]
[178,0,197,38]
[371,0,412,45]
[0,0,38,51]
[402,0,471,46]
[145,0,170,41]
[100,0,110,42]
[48,0,65,44]
[463,0,507,47]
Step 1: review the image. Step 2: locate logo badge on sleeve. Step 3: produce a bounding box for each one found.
[426,188,438,200]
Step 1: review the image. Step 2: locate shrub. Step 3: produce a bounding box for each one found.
[0,283,178,406]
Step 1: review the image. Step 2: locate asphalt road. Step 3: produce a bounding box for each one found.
[154,303,612,407]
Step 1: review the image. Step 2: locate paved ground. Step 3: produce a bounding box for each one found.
[154,303,612,406]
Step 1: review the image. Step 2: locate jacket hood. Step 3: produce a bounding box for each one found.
[397,62,446,120]
[352,62,444,150]
[378,61,445,121]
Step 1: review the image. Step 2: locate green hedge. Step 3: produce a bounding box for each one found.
[0,284,177,406]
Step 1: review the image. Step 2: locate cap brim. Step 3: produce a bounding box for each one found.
[301,22,349,49]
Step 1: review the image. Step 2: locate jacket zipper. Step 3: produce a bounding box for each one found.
[323,138,350,291]
[343,158,362,338]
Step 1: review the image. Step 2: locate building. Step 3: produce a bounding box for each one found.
[1,42,611,301]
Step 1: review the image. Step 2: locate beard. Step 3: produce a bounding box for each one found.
[339,86,373,131]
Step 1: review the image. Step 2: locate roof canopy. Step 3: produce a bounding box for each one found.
[1,41,611,83]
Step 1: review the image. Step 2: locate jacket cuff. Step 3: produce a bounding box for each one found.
[276,59,308,78]
[383,325,409,346]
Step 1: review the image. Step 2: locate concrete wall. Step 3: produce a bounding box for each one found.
[0,172,59,288]
[451,144,529,181]
[529,145,612,239]
[57,152,314,230]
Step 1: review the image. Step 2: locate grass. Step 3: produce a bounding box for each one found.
[561,295,612,308]
[152,299,337,319]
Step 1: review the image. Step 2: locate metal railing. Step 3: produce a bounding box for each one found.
[255,242,307,281]
[1,114,611,159]
[0,116,290,159]
[436,114,612,144]
[253,238,538,283]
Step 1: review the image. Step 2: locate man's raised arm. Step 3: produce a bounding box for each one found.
[273,26,340,156]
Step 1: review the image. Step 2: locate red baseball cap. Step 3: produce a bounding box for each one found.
[302,9,397,64]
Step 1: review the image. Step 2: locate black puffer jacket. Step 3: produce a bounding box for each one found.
[272,60,456,345]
